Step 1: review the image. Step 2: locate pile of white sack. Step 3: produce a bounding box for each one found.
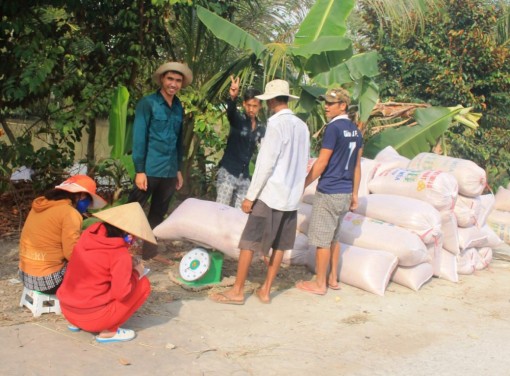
[153,146,505,296]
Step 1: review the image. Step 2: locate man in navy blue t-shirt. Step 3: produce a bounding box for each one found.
[296,88,363,295]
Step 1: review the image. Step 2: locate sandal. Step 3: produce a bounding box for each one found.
[67,324,81,332]
[95,328,136,343]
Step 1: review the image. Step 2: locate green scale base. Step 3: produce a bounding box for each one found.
[179,250,224,287]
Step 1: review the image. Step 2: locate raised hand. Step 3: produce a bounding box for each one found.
[230,75,240,99]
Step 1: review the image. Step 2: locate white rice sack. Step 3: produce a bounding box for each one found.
[408,152,486,197]
[279,232,311,266]
[479,224,504,248]
[153,198,248,259]
[339,212,429,266]
[373,146,410,175]
[391,263,434,291]
[477,194,495,227]
[427,240,442,277]
[441,211,460,255]
[302,179,318,205]
[494,186,510,211]
[354,194,441,244]
[487,221,510,244]
[368,168,458,211]
[305,243,398,296]
[457,248,477,275]
[439,248,459,282]
[454,195,481,228]
[487,208,510,223]
[476,247,493,270]
[359,157,380,197]
[487,210,510,244]
[457,226,488,251]
[297,202,313,235]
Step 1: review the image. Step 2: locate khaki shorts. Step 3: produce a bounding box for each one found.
[239,200,297,256]
[308,191,352,249]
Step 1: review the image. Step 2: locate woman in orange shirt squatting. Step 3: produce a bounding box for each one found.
[18,175,107,294]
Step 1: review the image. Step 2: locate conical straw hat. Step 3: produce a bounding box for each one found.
[92,202,157,244]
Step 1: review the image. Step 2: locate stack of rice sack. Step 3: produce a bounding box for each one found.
[366,150,456,288]
[487,185,510,245]
[407,153,499,278]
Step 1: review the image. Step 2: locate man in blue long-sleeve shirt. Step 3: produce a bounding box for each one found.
[128,62,193,264]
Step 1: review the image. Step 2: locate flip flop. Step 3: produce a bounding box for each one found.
[209,292,244,305]
[95,328,136,343]
[295,280,327,296]
[67,324,81,332]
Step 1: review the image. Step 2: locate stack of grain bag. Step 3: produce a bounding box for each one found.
[487,185,510,245]
[407,153,499,278]
[151,147,498,296]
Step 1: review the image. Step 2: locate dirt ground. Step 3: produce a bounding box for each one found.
[2,234,510,375]
[0,237,311,327]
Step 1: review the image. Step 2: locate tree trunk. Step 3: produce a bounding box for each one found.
[0,117,16,144]
[86,117,97,172]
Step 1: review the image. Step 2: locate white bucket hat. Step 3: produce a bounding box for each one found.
[152,62,193,88]
[255,79,299,101]
[93,202,157,244]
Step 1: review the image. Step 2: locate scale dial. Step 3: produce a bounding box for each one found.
[179,248,210,281]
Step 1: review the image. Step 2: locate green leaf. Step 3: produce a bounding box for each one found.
[355,78,379,123]
[364,106,463,159]
[312,52,379,86]
[196,6,266,58]
[108,86,129,159]
[294,0,355,45]
[292,36,352,58]
[292,36,353,76]
[299,86,327,112]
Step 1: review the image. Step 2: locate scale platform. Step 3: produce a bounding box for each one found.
[178,248,224,287]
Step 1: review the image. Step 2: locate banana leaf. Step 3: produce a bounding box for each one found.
[293,36,353,76]
[108,86,129,159]
[196,6,266,58]
[353,77,379,123]
[299,86,328,112]
[364,106,463,159]
[294,0,355,45]
[312,52,379,86]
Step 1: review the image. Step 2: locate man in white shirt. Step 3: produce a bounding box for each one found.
[210,79,310,305]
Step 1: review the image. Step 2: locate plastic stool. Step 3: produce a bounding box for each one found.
[19,287,62,317]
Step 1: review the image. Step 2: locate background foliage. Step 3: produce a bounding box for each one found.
[1,0,509,198]
[356,0,510,188]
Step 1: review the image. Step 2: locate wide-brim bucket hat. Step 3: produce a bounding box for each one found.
[55,175,107,209]
[93,202,157,244]
[255,79,299,101]
[152,62,193,88]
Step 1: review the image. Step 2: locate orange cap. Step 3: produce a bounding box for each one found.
[55,175,107,209]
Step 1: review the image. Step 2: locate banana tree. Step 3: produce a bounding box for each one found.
[196,0,380,127]
[363,105,482,159]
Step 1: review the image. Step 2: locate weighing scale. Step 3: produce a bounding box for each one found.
[179,247,224,286]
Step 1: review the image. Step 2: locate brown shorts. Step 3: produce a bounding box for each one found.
[238,200,297,256]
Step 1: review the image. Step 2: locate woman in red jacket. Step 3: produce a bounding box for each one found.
[57,202,153,343]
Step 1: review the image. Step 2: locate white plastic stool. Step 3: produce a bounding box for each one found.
[19,287,62,317]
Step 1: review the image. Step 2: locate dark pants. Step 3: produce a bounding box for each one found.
[128,176,176,260]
